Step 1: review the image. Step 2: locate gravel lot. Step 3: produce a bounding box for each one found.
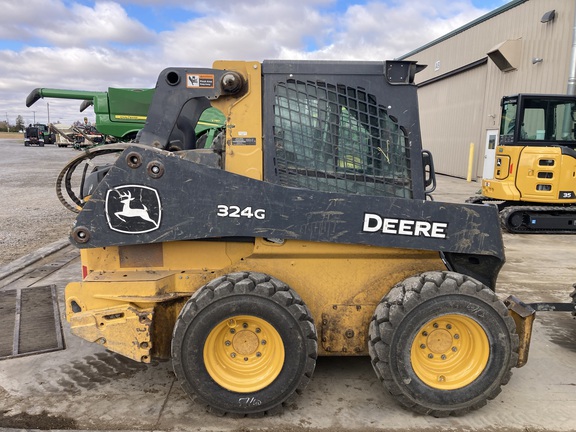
[0,138,78,266]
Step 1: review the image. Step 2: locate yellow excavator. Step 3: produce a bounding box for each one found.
[469,94,576,233]
[45,60,538,417]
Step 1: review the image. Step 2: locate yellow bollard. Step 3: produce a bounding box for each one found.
[467,142,475,182]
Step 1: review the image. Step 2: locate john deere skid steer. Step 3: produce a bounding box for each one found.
[54,60,534,417]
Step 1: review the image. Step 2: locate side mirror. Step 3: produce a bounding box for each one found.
[422,149,436,198]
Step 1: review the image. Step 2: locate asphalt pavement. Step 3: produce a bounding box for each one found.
[0,174,575,431]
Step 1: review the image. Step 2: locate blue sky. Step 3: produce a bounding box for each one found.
[0,0,512,126]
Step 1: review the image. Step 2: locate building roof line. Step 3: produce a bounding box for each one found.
[398,0,529,60]
[418,58,488,87]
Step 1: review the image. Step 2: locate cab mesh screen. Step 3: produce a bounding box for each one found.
[273,79,412,198]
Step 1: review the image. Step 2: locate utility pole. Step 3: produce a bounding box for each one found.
[47,103,50,125]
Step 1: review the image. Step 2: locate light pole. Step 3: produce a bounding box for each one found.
[33,111,36,124]
[47,103,50,125]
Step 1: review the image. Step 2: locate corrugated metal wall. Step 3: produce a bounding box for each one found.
[405,0,576,179]
[418,65,487,178]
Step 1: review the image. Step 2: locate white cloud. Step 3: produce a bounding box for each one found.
[157,2,332,66]
[281,0,491,60]
[0,0,495,126]
[0,0,154,47]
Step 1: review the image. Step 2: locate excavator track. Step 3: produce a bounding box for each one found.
[500,205,576,234]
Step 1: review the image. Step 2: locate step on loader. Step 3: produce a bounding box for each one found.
[51,60,536,417]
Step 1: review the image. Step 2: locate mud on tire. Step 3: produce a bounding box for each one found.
[172,272,317,416]
[368,271,519,417]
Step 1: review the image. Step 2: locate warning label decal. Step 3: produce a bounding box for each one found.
[186,74,215,89]
[231,137,257,146]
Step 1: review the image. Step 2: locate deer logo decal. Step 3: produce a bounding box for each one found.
[105,185,162,234]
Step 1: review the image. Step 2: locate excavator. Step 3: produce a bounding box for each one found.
[468,94,576,233]
[45,60,540,417]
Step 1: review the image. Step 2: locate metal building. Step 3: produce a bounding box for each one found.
[401,0,576,179]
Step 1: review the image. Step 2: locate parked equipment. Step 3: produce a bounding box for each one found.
[24,123,55,146]
[25,87,225,144]
[50,60,537,417]
[468,94,576,233]
[50,123,104,148]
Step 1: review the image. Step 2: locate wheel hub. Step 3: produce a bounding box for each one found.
[204,314,285,393]
[410,314,490,390]
[426,329,453,354]
[233,330,259,355]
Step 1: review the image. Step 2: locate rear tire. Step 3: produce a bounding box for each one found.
[368,271,518,417]
[172,272,317,416]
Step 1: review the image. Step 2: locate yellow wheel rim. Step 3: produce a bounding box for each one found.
[410,314,490,390]
[204,315,285,393]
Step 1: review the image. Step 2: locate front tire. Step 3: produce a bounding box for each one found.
[368,271,519,417]
[172,272,317,416]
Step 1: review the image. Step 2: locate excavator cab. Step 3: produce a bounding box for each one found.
[500,95,576,144]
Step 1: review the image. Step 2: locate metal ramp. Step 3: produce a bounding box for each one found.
[0,285,65,360]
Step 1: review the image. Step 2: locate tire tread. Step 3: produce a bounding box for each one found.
[368,270,519,417]
[172,272,317,417]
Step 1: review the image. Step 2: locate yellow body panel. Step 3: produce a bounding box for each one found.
[66,239,446,362]
[68,304,153,362]
[483,145,576,204]
[211,60,264,180]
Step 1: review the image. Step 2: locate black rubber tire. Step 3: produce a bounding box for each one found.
[172,272,317,416]
[368,271,519,417]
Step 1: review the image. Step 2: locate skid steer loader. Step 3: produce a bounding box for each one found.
[54,60,535,417]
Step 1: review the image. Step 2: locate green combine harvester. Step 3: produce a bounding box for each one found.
[26,87,225,146]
